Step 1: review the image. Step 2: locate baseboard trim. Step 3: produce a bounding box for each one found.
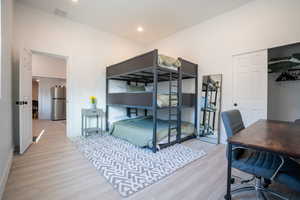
[0,149,13,199]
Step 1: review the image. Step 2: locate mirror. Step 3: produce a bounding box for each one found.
[198,74,222,144]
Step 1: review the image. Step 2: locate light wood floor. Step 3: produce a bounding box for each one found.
[3,120,300,200]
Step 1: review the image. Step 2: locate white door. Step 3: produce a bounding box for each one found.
[18,48,33,154]
[233,50,268,127]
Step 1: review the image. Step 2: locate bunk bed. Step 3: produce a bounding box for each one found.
[106,49,198,153]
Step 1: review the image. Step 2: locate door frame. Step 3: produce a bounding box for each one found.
[19,48,69,153]
[31,49,69,121]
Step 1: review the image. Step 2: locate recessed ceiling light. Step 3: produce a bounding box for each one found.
[72,0,78,3]
[137,26,144,32]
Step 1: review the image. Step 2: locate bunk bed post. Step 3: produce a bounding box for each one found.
[152,49,159,153]
[144,82,148,116]
[105,73,109,132]
[126,81,131,118]
[177,61,182,142]
[195,65,198,135]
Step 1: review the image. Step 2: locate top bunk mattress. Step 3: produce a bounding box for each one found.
[158,54,181,70]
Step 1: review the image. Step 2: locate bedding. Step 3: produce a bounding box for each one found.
[126,84,178,107]
[127,85,145,92]
[200,97,216,111]
[158,54,181,69]
[159,64,178,71]
[145,85,153,92]
[157,94,178,107]
[110,116,195,148]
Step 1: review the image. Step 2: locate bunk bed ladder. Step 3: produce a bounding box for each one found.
[168,72,177,144]
[167,68,182,144]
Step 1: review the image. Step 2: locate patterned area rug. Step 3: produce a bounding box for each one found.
[72,134,206,197]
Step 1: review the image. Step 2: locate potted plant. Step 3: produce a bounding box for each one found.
[90,96,97,109]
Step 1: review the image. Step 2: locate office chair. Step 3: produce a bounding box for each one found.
[222,110,300,200]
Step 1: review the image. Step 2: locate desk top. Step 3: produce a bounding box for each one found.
[228,120,300,158]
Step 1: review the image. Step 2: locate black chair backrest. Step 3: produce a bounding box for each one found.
[221,109,245,138]
[295,119,300,125]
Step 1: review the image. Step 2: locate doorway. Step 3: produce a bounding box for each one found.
[15,49,68,153]
[31,51,67,143]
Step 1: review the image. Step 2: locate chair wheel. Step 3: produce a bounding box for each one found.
[263,179,271,188]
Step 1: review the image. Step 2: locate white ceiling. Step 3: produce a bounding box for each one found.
[17,0,253,45]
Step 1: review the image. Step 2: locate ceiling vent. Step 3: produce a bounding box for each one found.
[54,8,68,18]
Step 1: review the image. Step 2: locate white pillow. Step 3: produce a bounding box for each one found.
[145,85,153,92]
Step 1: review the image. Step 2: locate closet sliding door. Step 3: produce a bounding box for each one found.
[232,50,268,127]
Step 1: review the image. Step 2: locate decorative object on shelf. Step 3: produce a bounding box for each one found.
[199,74,222,144]
[90,96,97,109]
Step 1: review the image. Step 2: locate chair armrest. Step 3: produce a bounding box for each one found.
[271,155,285,181]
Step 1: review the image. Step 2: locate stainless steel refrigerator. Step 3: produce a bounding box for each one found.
[51,86,66,121]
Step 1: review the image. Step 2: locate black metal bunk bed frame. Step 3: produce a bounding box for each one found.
[105,50,198,153]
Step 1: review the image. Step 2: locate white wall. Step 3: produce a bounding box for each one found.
[37,77,66,120]
[147,0,300,143]
[268,74,300,122]
[0,0,14,198]
[13,3,144,137]
[32,53,67,79]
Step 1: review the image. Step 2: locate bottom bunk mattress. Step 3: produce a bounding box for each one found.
[109,116,195,148]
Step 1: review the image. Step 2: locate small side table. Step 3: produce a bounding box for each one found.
[81,108,104,137]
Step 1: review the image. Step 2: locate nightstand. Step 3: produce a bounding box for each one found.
[81,108,104,137]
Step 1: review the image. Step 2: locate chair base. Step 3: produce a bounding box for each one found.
[231,177,288,200]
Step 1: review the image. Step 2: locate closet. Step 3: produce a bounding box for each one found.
[268,43,300,122]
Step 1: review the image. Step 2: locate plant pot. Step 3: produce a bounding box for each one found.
[91,103,97,109]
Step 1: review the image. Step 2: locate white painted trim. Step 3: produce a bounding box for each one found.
[0,148,13,199]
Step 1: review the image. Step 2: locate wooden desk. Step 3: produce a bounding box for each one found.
[225,120,300,200]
